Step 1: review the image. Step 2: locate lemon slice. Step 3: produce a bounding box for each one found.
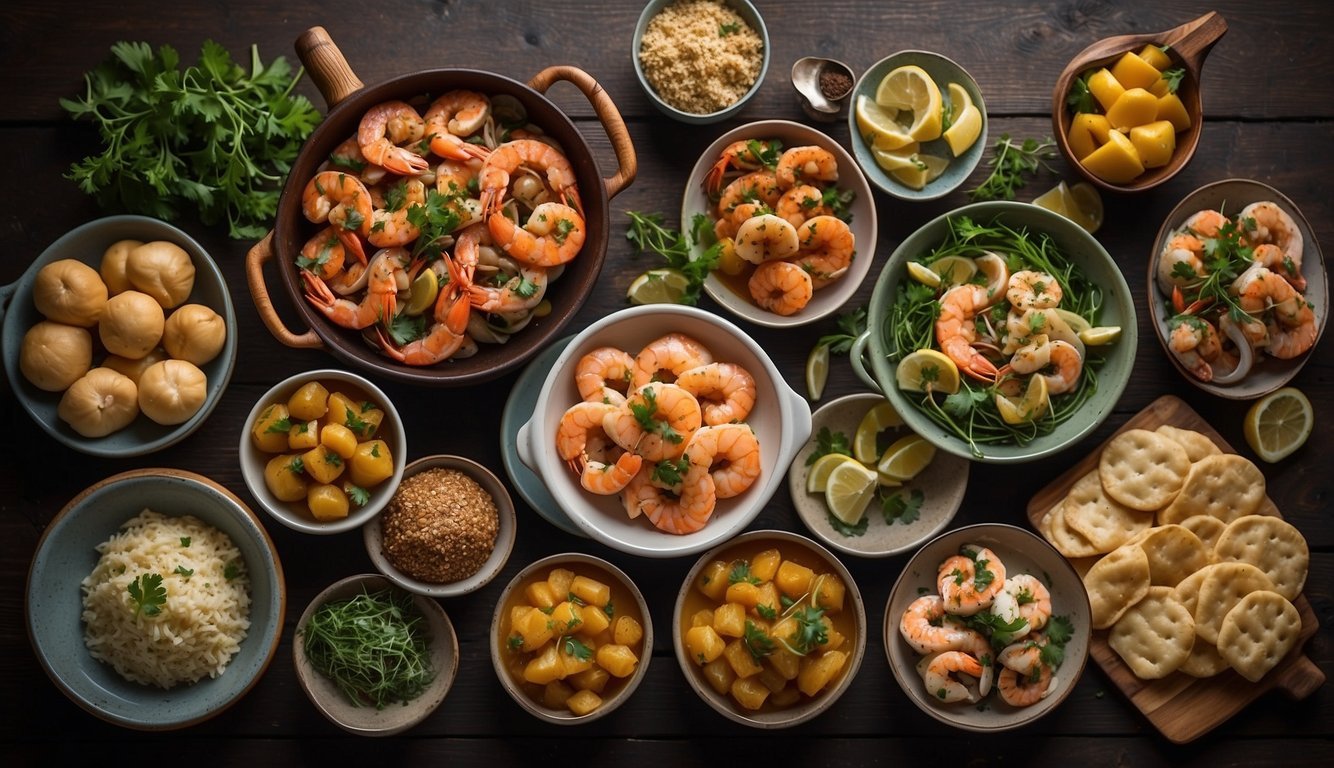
[853,402,904,463]
[875,65,943,142]
[877,434,937,482]
[1078,326,1122,346]
[929,255,978,288]
[825,461,880,525]
[1032,181,1072,217]
[1067,182,1105,234]
[895,349,960,395]
[890,153,950,190]
[871,143,922,172]
[627,268,689,305]
[1055,308,1093,335]
[405,269,440,316]
[855,95,915,151]
[1244,387,1313,462]
[907,261,941,288]
[806,343,830,401]
[943,83,982,157]
[806,452,858,494]
[996,374,1049,425]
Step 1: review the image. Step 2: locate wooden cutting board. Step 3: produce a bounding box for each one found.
[1026,394,1325,744]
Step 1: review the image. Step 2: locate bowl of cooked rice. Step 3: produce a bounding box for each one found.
[25,468,285,730]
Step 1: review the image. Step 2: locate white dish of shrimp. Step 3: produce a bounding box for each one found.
[884,523,1091,731]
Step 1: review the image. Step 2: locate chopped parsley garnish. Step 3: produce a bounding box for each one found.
[128,573,166,617]
[728,560,762,586]
[742,620,775,661]
[173,566,194,580]
[561,635,594,662]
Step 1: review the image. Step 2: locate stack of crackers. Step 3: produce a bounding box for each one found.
[1038,425,1310,683]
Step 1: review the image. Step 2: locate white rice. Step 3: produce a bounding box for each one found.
[81,509,252,689]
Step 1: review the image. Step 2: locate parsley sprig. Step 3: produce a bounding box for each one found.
[630,386,684,444]
[625,211,721,306]
[968,135,1058,201]
[814,305,869,355]
[127,573,167,617]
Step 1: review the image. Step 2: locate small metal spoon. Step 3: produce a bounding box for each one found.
[791,56,854,122]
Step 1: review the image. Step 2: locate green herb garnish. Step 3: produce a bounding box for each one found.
[742,620,775,661]
[881,488,924,525]
[561,635,594,662]
[826,510,869,537]
[814,305,868,355]
[968,135,1058,201]
[346,484,371,507]
[173,566,194,580]
[301,588,436,709]
[728,560,762,586]
[804,426,852,466]
[127,573,166,617]
[624,211,721,306]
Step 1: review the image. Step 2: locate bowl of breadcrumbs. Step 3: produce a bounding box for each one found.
[364,455,516,598]
[633,0,770,124]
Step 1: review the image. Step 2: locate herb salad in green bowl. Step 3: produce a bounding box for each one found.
[851,201,1136,463]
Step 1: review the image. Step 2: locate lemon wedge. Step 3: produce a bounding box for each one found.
[1067,182,1105,234]
[855,95,915,151]
[853,401,904,463]
[806,452,859,494]
[889,153,950,190]
[1078,326,1122,346]
[825,461,880,526]
[806,343,830,401]
[928,255,978,288]
[907,261,942,288]
[996,374,1050,425]
[871,143,922,172]
[627,268,689,305]
[895,349,960,395]
[877,434,937,482]
[1244,387,1313,462]
[943,82,982,157]
[1032,181,1072,217]
[876,65,943,142]
[1055,308,1093,335]
[405,269,440,316]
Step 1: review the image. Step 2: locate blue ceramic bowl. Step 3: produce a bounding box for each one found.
[848,50,988,201]
[632,0,770,124]
[26,469,285,730]
[0,215,237,457]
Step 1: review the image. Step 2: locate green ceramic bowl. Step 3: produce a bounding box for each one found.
[851,201,1137,463]
[848,50,987,201]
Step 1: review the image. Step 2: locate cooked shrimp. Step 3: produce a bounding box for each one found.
[302,171,373,264]
[1156,233,1208,296]
[996,663,1055,708]
[774,145,838,189]
[1253,243,1306,292]
[923,651,985,704]
[559,400,642,494]
[367,178,427,248]
[998,634,1048,675]
[632,333,714,387]
[748,260,813,316]
[329,136,387,186]
[1039,339,1083,395]
[1235,266,1317,359]
[1168,315,1225,382]
[775,184,830,228]
[557,401,619,462]
[716,170,782,216]
[487,202,585,266]
[1006,334,1051,375]
[705,139,780,195]
[1007,270,1063,310]
[469,263,548,313]
[899,595,984,655]
[436,157,484,196]
[358,100,430,175]
[628,459,717,535]
[675,363,757,425]
[734,214,800,264]
[685,423,761,499]
[426,90,490,137]
[936,284,1000,382]
[579,451,643,496]
[378,256,471,365]
[301,247,405,329]
[1006,574,1052,634]
[576,347,635,402]
[1183,208,1228,238]
[603,383,703,462]
[714,201,766,241]
[938,546,1006,616]
[1239,201,1304,290]
[479,139,579,216]
[793,215,854,289]
[299,227,347,280]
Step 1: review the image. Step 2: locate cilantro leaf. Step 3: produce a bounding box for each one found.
[728,560,762,586]
[756,604,777,620]
[805,426,852,466]
[826,509,868,537]
[815,305,868,355]
[624,211,720,306]
[561,635,594,662]
[742,620,775,661]
[127,573,167,617]
[1065,71,1097,114]
[881,488,924,525]
[345,484,371,507]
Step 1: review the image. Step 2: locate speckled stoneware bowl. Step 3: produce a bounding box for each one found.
[294,573,458,736]
[0,215,237,457]
[363,454,517,598]
[26,468,285,730]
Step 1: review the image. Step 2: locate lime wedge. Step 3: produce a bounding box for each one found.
[806,343,830,401]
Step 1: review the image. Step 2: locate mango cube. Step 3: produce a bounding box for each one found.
[250,403,291,453]
[569,666,610,694]
[751,549,782,582]
[814,574,846,613]
[1068,113,1112,161]
[1156,93,1192,132]
[525,581,558,610]
[546,567,575,598]
[1105,88,1159,131]
[319,422,358,459]
[712,602,747,638]
[702,657,736,695]
[523,644,564,685]
[565,689,603,716]
[1087,68,1125,112]
[348,440,394,488]
[1080,129,1144,184]
[287,380,329,421]
[725,580,762,608]
[613,615,644,646]
[570,575,610,608]
[690,608,715,629]
[730,677,771,710]
[543,680,574,709]
[797,650,848,696]
[287,420,319,451]
[1137,43,1173,71]
[518,608,554,651]
[595,643,639,678]
[1130,120,1177,168]
[577,602,611,637]
[549,601,584,635]
[775,560,815,598]
[1110,51,1162,90]
[723,638,764,678]
[696,560,730,601]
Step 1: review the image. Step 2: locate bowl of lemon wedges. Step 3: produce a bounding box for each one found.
[850,50,987,201]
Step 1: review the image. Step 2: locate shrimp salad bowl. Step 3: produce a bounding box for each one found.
[516,304,812,558]
[852,201,1136,463]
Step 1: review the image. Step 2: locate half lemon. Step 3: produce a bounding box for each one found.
[1244,387,1313,463]
[825,461,880,525]
[875,65,943,142]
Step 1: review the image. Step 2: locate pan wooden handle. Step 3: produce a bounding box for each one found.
[1160,12,1228,72]
[528,65,637,200]
[246,232,324,350]
[295,26,365,109]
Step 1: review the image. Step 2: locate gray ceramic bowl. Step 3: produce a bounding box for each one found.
[0,215,237,456]
[884,523,1091,732]
[851,201,1137,463]
[490,552,653,724]
[363,454,517,598]
[848,50,988,201]
[632,0,770,124]
[239,369,406,534]
[26,468,285,730]
[294,573,459,736]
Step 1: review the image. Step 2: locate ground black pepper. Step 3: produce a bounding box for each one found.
[819,69,853,100]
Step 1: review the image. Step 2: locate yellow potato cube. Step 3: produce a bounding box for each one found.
[327,392,384,439]
[565,689,603,716]
[1110,51,1162,90]
[306,483,349,521]
[348,440,394,489]
[712,602,747,638]
[723,638,764,679]
[559,638,595,677]
[568,666,610,694]
[1067,113,1108,161]
[775,560,815,598]
[701,657,736,696]
[543,680,574,710]
[1130,120,1176,168]
[697,560,730,601]
[570,575,611,608]
[814,574,846,614]
[578,602,611,637]
[1156,93,1192,132]
[549,601,584,635]
[685,625,726,665]
[1105,88,1159,131]
[751,549,782,582]
[250,403,291,453]
[797,650,848,696]
[613,615,644,646]
[518,608,554,651]
[1148,77,1171,98]
[320,422,358,459]
[509,605,532,634]
[730,677,770,710]
[768,647,801,681]
[752,582,780,619]
[525,580,558,610]
[770,685,802,708]
[757,666,788,694]
[689,609,715,629]
[263,453,309,502]
[595,643,639,679]
[286,380,329,421]
[1080,129,1145,184]
[546,567,575,598]
[1087,68,1125,112]
[725,581,762,608]
[287,420,319,451]
[300,445,345,485]
[523,644,564,685]
[1137,43,1173,71]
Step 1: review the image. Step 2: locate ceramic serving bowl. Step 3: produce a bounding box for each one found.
[0,215,237,457]
[682,119,878,328]
[1148,179,1326,399]
[851,201,1137,463]
[294,573,458,736]
[363,454,517,598]
[26,468,285,730]
[516,304,812,558]
[239,368,406,534]
[1052,12,1226,193]
[847,50,988,201]
[674,529,866,728]
[632,0,770,124]
[885,523,1090,732]
[490,552,653,724]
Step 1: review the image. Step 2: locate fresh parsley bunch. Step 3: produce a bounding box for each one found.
[62,40,322,239]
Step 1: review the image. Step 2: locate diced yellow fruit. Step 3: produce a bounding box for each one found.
[525,580,558,610]
[702,657,736,695]
[549,601,584,635]
[263,454,308,502]
[1087,68,1125,112]
[1080,129,1144,184]
[820,619,846,651]
[725,580,762,608]
[319,422,358,459]
[712,602,747,638]
[775,560,815,598]
[814,574,846,614]
[518,608,554,651]
[752,582,780,619]
[613,615,643,646]
[301,445,345,485]
[509,605,533,635]
[751,548,782,582]
[569,666,610,694]
[287,380,329,422]
[723,639,765,679]
[565,689,603,716]
[348,440,394,488]
[1111,51,1163,90]
[1148,77,1171,97]
[546,567,575,598]
[327,392,383,439]
[1137,44,1173,71]
[696,560,730,601]
[523,644,564,685]
[1156,93,1192,132]
[578,602,611,637]
[251,403,291,453]
[1130,120,1177,168]
[570,576,611,608]
[690,608,715,629]
[287,420,318,451]
[797,650,848,696]
[543,680,574,709]
[1067,118,1099,162]
[306,483,349,521]
[558,640,595,678]
[757,666,788,694]
[731,675,772,710]
[1105,88,1159,131]
[685,625,727,665]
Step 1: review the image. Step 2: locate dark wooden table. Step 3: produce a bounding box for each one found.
[2,1,1330,764]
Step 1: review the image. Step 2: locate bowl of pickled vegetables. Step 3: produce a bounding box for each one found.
[851,201,1137,463]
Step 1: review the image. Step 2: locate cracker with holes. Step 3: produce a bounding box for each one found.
[1179,637,1231,679]
[1041,498,1102,559]
[1179,514,1227,555]
[1085,543,1151,629]
[1217,590,1301,682]
[1194,562,1275,645]
[1139,524,1209,587]
[1214,514,1309,600]
[1158,454,1266,525]
[1155,424,1222,462]
[1108,586,1195,679]
[1171,562,1222,617]
[1064,469,1153,553]
[1099,429,1190,511]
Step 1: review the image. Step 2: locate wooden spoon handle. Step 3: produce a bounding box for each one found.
[1160,12,1228,72]
[528,65,638,200]
[294,26,365,109]
[246,232,324,350]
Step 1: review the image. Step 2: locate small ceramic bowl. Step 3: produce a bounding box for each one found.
[0,215,237,457]
[294,573,459,736]
[632,0,770,124]
[1148,179,1326,399]
[26,468,285,730]
[674,529,866,728]
[363,454,517,598]
[490,553,653,724]
[848,50,988,201]
[681,119,878,328]
[789,393,968,557]
[239,368,406,534]
[885,523,1090,732]
[516,304,812,558]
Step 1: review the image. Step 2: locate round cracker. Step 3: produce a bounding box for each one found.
[1171,562,1224,617]
[1108,586,1195,679]
[1155,424,1222,462]
[1214,514,1310,600]
[1179,637,1231,679]
[1194,562,1275,645]
[1178,515,1227,555]
[1064,469,1153,552]
[1158,454,1266,525]
[1217,590,1301,683]
[1042,498,1102,559]
[1139,524,1209,587]
[1084,543,1151,629]
[1099,429,1190,511]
